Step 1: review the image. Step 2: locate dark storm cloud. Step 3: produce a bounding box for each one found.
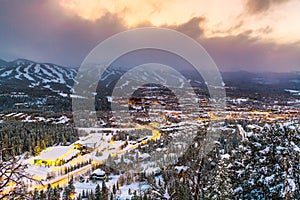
[166,17,206,39]
[0,0,126,67]
[201,33,300,72]
[245,0,290,14]
[164,17,299,72]
[147,14,299,72]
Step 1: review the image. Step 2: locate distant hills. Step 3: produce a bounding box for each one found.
[0,58,298,99]
[222,70,300,95]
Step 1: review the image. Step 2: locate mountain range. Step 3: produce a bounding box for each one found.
[0,58,299,98]
[0,59,76,96]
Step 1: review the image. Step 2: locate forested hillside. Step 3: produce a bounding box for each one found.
[0,122,78,159]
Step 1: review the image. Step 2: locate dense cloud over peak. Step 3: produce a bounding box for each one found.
[0,0,126,67]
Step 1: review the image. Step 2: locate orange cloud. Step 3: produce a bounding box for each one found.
[59,0,173,26]
[57,0,300,44]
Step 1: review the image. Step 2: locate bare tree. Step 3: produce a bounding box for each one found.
[0,148,39,200]
[148,176,175,199]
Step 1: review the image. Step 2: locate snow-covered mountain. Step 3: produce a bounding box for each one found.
[0,58,299,97]
[0,59,77,95]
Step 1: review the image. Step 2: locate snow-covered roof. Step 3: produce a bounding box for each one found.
[174,165,189,172]
[139,153,151,160]
[92,169,106,176]
[36,145,79,161]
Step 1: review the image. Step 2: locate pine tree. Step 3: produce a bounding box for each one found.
[76,193,82,200]
[120,155,125,171]
[95,184,101,200]
[82,189,86,198]
[143,192,148,200]
[88,190,95,200]
[46,184,53,200]
[32,189,40,199]
[39,190,46,200]
[53,186,60,200]
[102,181,108,200]
[131,192,140,200]
[112,184,117,195]
[41,139,46,151]
[208,123,300,199]
[68,177,75,195]
[205,154,233,199]
[106,154,114,169]
[63,177,75,200]
[63,187,71,200]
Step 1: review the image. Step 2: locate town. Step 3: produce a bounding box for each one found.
[1,89,299,199]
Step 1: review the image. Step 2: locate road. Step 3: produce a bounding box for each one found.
[31,161,103,191]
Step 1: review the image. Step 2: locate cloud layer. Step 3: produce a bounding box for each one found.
[245,0,290,14]
[0,0,299,72]
[0,0,126,66]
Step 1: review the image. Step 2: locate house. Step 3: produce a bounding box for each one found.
[90,169,106,180]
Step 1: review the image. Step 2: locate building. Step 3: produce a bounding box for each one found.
[34,145,80,166]
[90,169,106,180]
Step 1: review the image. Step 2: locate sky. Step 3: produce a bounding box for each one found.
[0,0,300,72]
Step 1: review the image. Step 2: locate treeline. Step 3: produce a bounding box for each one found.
[0,122,78,159]
[63,159,92,175]
[30,177,118,200]
[0,95,72,112]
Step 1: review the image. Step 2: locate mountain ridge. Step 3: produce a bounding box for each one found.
[0,58,76,95]
[0,58,298,96]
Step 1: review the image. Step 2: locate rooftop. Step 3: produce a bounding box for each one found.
[36,145,79,161]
